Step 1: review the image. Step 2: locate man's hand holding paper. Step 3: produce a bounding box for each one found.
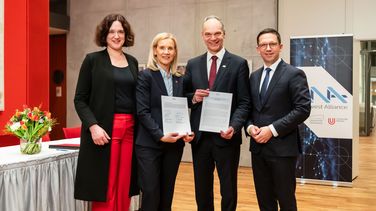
[199,91,232,133]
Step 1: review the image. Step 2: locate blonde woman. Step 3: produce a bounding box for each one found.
[135,32,194,211]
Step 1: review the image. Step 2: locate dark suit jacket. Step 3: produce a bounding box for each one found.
[184,50,250,146]
[74,49,139,201]
[246,60,311,157]
[135,68,185,149]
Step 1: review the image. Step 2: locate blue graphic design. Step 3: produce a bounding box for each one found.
[291,36,353,182]
[310,86,348,103]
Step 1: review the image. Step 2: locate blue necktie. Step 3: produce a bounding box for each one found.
[259,68,272,104]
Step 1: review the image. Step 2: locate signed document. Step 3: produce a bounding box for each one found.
[199,91,232,133]
[161,96,192,135]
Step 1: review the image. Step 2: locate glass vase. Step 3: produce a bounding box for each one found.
[20,138,42,154]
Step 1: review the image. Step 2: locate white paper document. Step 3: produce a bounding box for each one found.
[199,91,232,133]
[161,96,192,135]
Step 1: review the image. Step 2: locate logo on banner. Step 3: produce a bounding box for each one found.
[310,87,348,103]
[299,66,353,139]
[328,118,336,125]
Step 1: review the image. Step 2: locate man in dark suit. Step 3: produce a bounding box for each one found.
[184,15,250,211]
[245,28,311,211]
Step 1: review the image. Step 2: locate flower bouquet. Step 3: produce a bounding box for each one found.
[4,105,56,154]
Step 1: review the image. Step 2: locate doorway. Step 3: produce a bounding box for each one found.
[360,41,376,136]
[49,35,67,140]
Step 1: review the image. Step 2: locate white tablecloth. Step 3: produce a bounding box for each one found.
[0,138,140,211]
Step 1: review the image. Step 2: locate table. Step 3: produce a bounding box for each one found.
[0,138,140,211]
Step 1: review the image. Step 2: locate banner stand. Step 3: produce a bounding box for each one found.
[291,35,355,186]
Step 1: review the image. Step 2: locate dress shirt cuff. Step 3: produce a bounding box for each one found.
[246,125,253,136]
[268,124,278,137]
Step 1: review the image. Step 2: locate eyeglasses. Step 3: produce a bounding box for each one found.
[258,42,279,50]
[203,32,223,39]
[108,30,125,37]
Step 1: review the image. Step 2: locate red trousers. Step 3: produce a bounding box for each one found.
[92,114,134,211]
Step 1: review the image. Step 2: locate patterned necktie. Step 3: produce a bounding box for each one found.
[259,68,272,104]
[208,56,218,89]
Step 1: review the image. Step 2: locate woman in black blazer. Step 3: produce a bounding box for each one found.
[135,32,194,211]
[74,14,139,211]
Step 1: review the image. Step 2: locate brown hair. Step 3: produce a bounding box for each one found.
[256,28,281,45]
[95,14,135,47]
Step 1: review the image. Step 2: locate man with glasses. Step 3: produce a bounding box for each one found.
[245,28,311,211]
[184,15,250,211]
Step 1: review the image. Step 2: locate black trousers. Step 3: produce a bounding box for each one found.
[252,154,298,211]
[135,144,183,211]
[191,133,240,211]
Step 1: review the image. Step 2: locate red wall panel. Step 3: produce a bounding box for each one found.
[27,0,49,107]
[0,0,49,143]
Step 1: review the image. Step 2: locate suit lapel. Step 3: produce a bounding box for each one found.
[199,54,209,88]
[125,54,138,81]
[172,75,181,96]
[254,67,263,111]
[212,51,230,90]
[151,70,168,95]
[103,49,114,79]
[261,60,284,106]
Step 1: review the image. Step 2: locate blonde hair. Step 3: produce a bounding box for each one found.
[147,32,181,76]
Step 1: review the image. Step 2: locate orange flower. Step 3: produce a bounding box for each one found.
[32,115,39,121]
[4,104,56,142]
[44,111,51,118]
[15,110,21,117]
[21,124,27,130]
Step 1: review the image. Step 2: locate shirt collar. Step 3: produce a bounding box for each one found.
[263,58,282,72]
[157,64,171,78]
[207,48,226,62]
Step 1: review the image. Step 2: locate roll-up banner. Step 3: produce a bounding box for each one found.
[290,35,353,186]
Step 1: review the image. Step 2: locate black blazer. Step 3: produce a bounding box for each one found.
[135,68,185,149]
[184,50,250,146]
[74,49,139,201]
[246,60,311,157]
